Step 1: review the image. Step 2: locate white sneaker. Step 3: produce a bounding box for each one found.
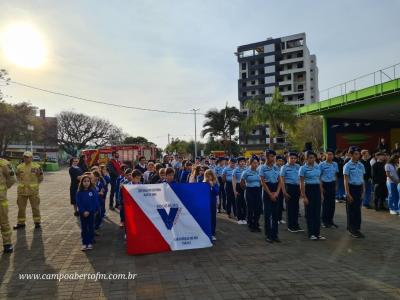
[237,220,242,224]
[212,236,217,241]
[390,210,397,215]
[279,220,286,224]
[317,235,326,240]
[242,220,247,225]
[86,244,93,250]
[81,245,87,251]
[309,235,318,241]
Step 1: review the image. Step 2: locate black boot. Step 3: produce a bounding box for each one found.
[3,244,13,253]
[13,224,25,230]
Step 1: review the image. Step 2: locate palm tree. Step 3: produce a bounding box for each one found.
[244,88,297,150]
[201,105,242,153]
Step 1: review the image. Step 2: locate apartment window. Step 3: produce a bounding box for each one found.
[251,90,256,95]
[311,78,314,81]
[250,60,255,65]
[251,80,256,85]
[264,55,275,64]
[281,42,285,50]
[257,59,263,65]
[242,82,246,87]
[297,74,304,79]
[260,90,265,94]
[242,92,246,97]
[311,69,314,72]
[265,76,275,84]
[265,65,275,74]
[311,87,314,90]
[265,86,274,94]
[288,95,293,100]
[297,62,303,68]
[264,44,275,52]
[287,54,292,59]
[311,96,314,99]
[250,70,255,75]
[297,51,303,58]
[287,64,292,70]
[241,63,246,70]
[259,78,265,84]
[298,84,304,91]
[241,73,247,79]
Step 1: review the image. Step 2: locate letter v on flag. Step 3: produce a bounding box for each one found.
[122,183,213,255]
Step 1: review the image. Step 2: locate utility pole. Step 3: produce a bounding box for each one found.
[168,133,170,145]
[192,109,200,159]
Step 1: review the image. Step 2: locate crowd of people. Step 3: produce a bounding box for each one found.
[65,143,400,251]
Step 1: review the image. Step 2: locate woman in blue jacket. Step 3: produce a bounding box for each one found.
[76,175,99,251]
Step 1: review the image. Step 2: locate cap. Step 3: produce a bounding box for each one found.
[348,146,361,154]
[265,149,276,156]
[23,151,33,157]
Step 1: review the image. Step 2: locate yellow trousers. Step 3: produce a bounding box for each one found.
[17,194,41,224]
[0,199,12,245]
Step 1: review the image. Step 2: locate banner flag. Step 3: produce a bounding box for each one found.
[122,183,212,255]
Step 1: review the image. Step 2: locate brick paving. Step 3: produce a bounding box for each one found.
[0,169,400,299]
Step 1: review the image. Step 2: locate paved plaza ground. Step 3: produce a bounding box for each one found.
[0,169,400,299]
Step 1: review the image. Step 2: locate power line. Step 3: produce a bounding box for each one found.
[8,80,205,115]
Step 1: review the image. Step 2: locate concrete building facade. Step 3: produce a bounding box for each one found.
[236,32,318,150]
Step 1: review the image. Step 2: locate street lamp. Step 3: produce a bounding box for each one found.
[191,108,200,159]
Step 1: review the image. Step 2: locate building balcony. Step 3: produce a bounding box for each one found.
[281,46,303,54]
[279,67,306,75]
[278,80,292,86]
[279,57,304,65]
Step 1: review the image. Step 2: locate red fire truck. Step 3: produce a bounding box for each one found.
[81,144,157,167]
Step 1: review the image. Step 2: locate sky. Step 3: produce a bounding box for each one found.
[0,0,399,148]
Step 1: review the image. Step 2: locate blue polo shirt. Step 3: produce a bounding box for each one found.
[280,163,300,185]
[299,164,321,184]
[343,160,365,185]
[214,165,224,177]
[258,164,280,184]
[233,166,247,182]
[241,168,260,187]
[222,166,235,182]
[319,161,339,183]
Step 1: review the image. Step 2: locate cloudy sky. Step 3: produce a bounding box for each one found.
[0,0,399,147]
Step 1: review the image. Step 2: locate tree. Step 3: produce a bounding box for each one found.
[123,136,150,145]
[165,139,191,156]
[201,105,243,153]
[57,111,124,156]
[0,69,10,100]
[244,88,297,150]
[287,115,323,151]
[0,101,38,156]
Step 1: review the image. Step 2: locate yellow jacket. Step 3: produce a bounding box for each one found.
[0,158,16,200]
[16,162,43,195]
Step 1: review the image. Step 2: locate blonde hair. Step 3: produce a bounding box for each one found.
[203,169,217,185]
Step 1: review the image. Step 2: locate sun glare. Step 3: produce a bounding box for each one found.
[1,23,47,69]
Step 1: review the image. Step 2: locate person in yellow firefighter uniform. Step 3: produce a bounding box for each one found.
[0,157,16,253]
[13,151,44,230]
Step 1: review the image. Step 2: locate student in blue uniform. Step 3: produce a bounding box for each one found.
[93,171,106,232]
[275,155,286,225]
[76,175,99,251]
[319,149,339,228]
[203,169,219,241]
[222,158,237,218]
[179,161,192,183]
[208,156,217,172]
[165,167,176,184]
[215,158,226,213]
[116,168,132,227]
[240,157,261,232]
[259,150,282,243]
[343,146,366,238]
[300,151,326,241]
[233,157,247,225]
[280,152,303,233]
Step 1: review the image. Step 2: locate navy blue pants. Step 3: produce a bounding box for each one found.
[225,181,236,216]
[109,176,117,208]
[80,213,95,245]
[218,177,226,211]
[321,181,336,226]
[286,184,300,230]
[305,184,321,237]
[236,183,247,221]
[245,187,262,229]
[346,184,363,233]
[95,197,105,230]
[277,190,284,221]
[263,182,279,240]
